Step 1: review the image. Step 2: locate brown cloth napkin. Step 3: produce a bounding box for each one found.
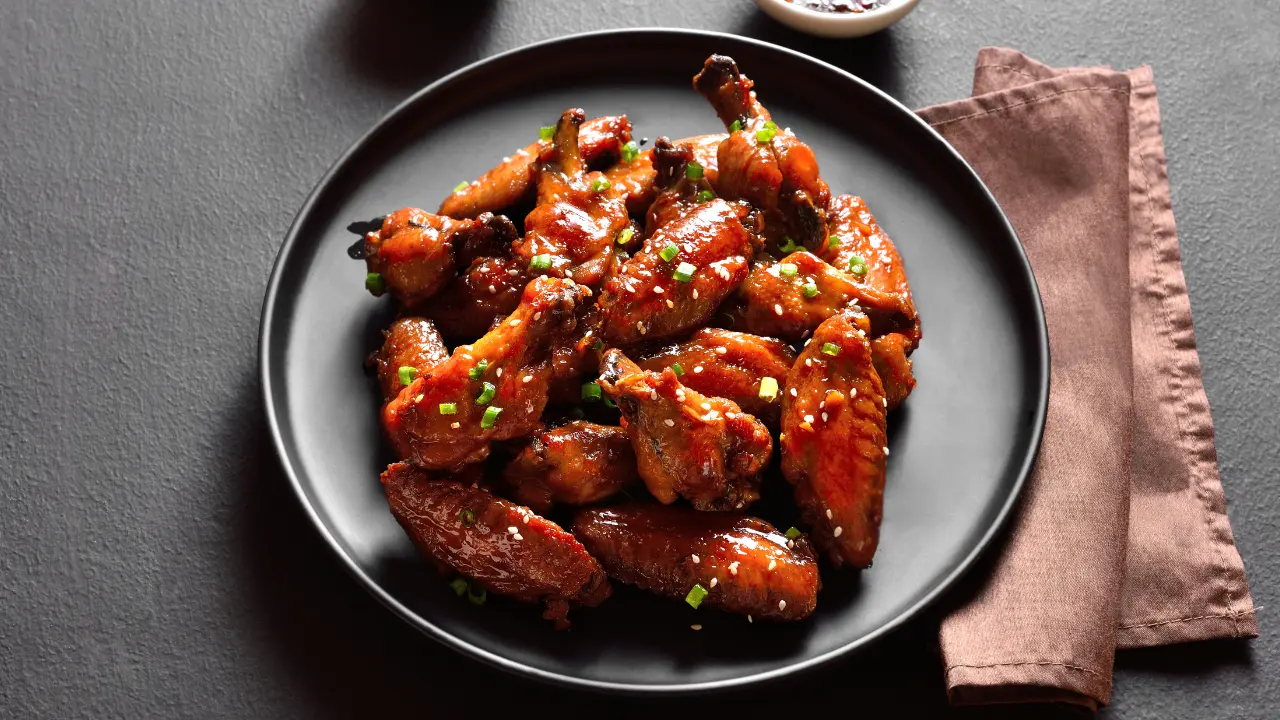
[915,48,1258,710]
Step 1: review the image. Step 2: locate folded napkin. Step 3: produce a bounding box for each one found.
[914,48,1258,709]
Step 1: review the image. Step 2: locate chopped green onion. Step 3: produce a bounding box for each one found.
[365,272,385,294]
[603,396,617,409]
[475,381,496,405]
[777,236,799,254]
[686,583,709,609]
[729,119,742,133]
[685,161,704,181]
[621,140,640,163]
[756,120,779,144]
[467,584,487,605]
[453,181,469,193]
[616,227,634,246]
[439,402,458,415]
[670,362,685,377]
[459,509,476,527]
[659,243,680,262]
[848,255,868,276]
[801,281,820,299]
[581,382,602,402]
[592,339,604,351]
[590,177,611,193]
[785,526,802,540]
[828,234,841,249]
[468,359,489,380]
[480,405,503,429]
[449,577,469,596]
[673,262,696,283]
[758,376,779,401]
[821,342,840,357]
[539,125,554,141]
[778,263,798,278]
[397,366,417,386]
[696,189,714,203]
[529,254,553,271]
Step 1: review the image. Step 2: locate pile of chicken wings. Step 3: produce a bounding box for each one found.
[359,55,920,629]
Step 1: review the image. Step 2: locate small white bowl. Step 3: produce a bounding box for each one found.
[754,0,921,38]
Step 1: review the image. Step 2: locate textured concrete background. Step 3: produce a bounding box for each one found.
[1,0,1276,717]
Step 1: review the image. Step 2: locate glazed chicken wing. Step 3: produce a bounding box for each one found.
[598,199,758,345]
[603,133,726,219]
[514,108,629,287]
[598,350,771,511]
[364,209,518,306]
[635,328,795,426]
[426,255,529,340]
[439,115,632,219]
[780,311,887,568]
[383,463,611,629]
[503,421,639,513]
[573,504,820,621]
[737,250,913,342]
[870,333,916,412]
[373,316,450,404]
[693,55,831,252]
[383,276,590,469]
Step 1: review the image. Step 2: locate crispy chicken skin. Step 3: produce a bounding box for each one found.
[384,277,590,470]
[598,350,771,511]
[738,250,914,342]
[693,55,830,252]
[439,115,632,219]
[374,317,450,404]
[503,421,639,513]
[364,209,517,306]
[573,504,820,621]
[598,199,758,345]
[635,328,795,426]
[514,108,629,287]
[780,311,887,568]
[382,463,611,629]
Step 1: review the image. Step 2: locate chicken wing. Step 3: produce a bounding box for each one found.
[573,504,820,621]
[780,311,887,568]
[693,55,831,252]
[823,194,919,339]
[598,349,771,511]
[363,209,518,307]
[383,276,590,470]
[598,199,758,345]
[438,115,632,220]
[382,463,611,629]
[427,255,529,340]
[503,421,639,513]
[635,328,795,426]
[373,317,450,404]
[514,108,630,287]
[870,332,916,412]
[737,250,914,342]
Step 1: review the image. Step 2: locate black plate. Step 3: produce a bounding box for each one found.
[259,29,1048,693]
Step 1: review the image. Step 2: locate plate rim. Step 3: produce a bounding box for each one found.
[258,27,1050,695]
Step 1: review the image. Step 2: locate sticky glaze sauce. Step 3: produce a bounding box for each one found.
[787,0,890,12]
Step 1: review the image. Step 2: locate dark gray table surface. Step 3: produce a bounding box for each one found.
[2,0,1276,717]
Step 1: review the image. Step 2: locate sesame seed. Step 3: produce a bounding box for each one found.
[805,358,812,367]
[508,526,518,534]
[509,318,521,327]
[851,388,858,398]
[709,577,718,588]
[789,388,798,397]
[833,526,843,537]
[565,270,574,279]
[692,289,699,299]
[637,321,646,335]
[650,389,658,400]
[626,281,636,292]
[729,561,739,575]
[702,412,717,422]
[694,365,703,374]
[819,400,825,409]
[676,389,686,400]
[508,269,520,277]
[414,394,424,403]
[715,346,727,355]
[495,368,502,377]
[768,559,777,571]
[664,418,675,427]
[883,446,890,456]
[691,624,702,631]
[826,508,833,520]
[666,299,675,308]
[774,303,783,316]
[692,554,700,564]
[701,402,712,411]
[522,375,533,383]
[747,615,753,623]
[725,412,737,419]
[821,412,828,422]
[451,422,460,429]
[654,285,664,294]
[804,414,814,423]
[502,156,511,162]
[513,533,523,541]
[533,312,542,321]
[883,397,888,408]
[488,284,497,294]
[778,600,786,611]
[523,515,529,523]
